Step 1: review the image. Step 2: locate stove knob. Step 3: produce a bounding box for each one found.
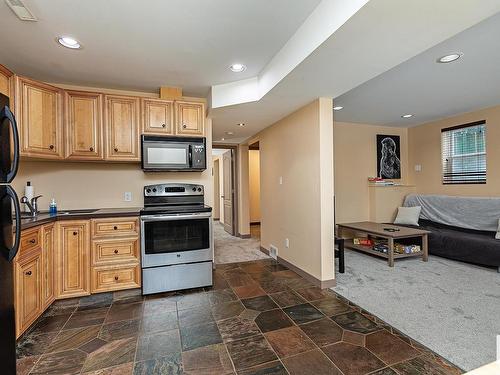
[153,188,157,193]
[146,189,151,193]
[192,187,197,192]
[197,188,202,192]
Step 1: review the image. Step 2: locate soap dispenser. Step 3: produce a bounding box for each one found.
[49,198,57,215]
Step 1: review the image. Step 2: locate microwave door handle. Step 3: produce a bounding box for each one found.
[188,145,193,167]
[1,106,20,183]
[4,186,21,261]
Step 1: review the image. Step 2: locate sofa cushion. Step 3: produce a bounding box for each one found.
[394,206,421,226]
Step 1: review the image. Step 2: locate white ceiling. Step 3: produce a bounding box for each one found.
[333,11,500,127]
[0,0,320,96]
[210,0,500,143]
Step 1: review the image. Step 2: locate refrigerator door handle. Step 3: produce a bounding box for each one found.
[5,185,21,261]
[1,106,20,183]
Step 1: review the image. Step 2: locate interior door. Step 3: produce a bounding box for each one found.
[222,150,234,235]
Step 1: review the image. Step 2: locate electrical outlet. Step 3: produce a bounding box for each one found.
[285,238,289,248]
[414,164,422,172]
[124,192,132,202]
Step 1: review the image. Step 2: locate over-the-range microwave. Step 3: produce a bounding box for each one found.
[141,135,206,172]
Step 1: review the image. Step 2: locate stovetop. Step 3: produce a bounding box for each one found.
[140,204,212,216]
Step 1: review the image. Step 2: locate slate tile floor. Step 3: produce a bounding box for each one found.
[17,259,463,375]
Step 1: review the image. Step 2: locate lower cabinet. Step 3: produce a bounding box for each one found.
[57,220,91,298]
[91,264,141,293]
[15,250,43,337]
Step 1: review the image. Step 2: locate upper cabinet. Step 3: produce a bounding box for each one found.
[65,90,104,160]
[104,95,141,161]
[142,98,174,135]
[175,101,204,136]
[0,65,14,99]
[16,77,64,159]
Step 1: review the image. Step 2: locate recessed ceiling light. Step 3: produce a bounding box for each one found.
[57,36,82,49]
[333,106,343,111]
[437,53,462,63]
[237,123,245,127]
[229,63,246,73]
[401,114,414,119]
[225,131,234,135]
[221,138,225,141]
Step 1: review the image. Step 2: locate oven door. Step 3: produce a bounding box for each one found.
[141,212,213,267]
[142,141,191,171]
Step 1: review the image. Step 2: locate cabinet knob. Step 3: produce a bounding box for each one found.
[49,144,54,150]
[29,239,36,244]
[25,271,32,276]
[89,147,94,152]
[162,123,166,128]
[182,124,187,129]
[113,226,118,230]
[73,231,77,236]
[114,276,119,281]
[114,147,118,152]
[114,249,118,254]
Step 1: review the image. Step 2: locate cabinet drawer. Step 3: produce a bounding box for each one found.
[91,264,141,293]
[19,227,42,256]
[92,238,139,266]
[91,217,139,238]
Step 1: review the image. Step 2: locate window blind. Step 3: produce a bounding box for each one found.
[441,120,486,184]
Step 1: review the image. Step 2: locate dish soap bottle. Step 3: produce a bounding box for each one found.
[49,198,57,215]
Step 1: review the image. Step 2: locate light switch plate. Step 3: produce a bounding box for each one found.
[124,192,132,202]
[414,164,422,172]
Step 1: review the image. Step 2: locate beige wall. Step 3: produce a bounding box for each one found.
[409,104,500,197]
[254,98,334,282]
[212,156,221,220]
[248,150,261,223]
[13,120,213,211]
[333,122,409,223]
[237,145,250,236]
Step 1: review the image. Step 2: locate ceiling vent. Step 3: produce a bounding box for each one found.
[5,0,37,21]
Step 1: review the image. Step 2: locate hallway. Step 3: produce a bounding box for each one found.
[214,223,270,264]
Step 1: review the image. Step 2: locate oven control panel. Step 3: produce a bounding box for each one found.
[144,183,204,197]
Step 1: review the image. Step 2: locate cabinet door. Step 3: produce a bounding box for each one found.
[0,64,14,100]
[42,224,56,309]
[142,98,174,135]
[65,91,103,160]
[175,101,204,136]
[104,95,140,161]
[57,220,90,298]
[16,77,63,158]
[15,251,43,337]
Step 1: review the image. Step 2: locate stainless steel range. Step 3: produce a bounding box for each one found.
[140,183,213,295]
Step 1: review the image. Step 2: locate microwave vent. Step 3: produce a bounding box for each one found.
[5,0,37,21]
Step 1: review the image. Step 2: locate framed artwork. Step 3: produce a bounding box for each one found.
[377,134,401,179]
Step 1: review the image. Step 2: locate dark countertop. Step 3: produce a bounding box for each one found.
[17,207,142,231]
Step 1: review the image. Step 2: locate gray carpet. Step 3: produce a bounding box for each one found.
[214,222,270,264]
[333,249,500,371]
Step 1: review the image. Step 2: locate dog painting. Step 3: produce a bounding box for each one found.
[377,135,401,179]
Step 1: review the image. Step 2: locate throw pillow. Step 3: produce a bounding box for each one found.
[496,219,500,239]
[394,206,422,226]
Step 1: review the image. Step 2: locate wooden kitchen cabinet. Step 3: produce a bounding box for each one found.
[142,98,174,135]
[42,224,56,309]
[65,90,104,160]
[16,76,64,159]
[0,64,14,100]
[104,95,141,161]
[175,100,204,136]
[57,220,90,298]
[15,250,43,337]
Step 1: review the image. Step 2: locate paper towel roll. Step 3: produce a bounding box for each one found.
[24,182,34,212]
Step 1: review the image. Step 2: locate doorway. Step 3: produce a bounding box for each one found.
[212,147,237,236]
[248,141,261,241]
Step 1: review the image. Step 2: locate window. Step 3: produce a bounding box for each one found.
[441,120,486,184]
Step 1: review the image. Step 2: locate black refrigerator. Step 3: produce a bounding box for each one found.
[0,92,21,374]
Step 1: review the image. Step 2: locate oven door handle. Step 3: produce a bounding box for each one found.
[141,212,212,222]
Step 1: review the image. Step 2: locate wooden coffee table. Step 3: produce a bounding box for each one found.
[337,221,430,267]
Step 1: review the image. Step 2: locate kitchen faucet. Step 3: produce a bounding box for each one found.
[20,195,43,217]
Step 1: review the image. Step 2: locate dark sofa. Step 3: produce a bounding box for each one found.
[402,194,500,271]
